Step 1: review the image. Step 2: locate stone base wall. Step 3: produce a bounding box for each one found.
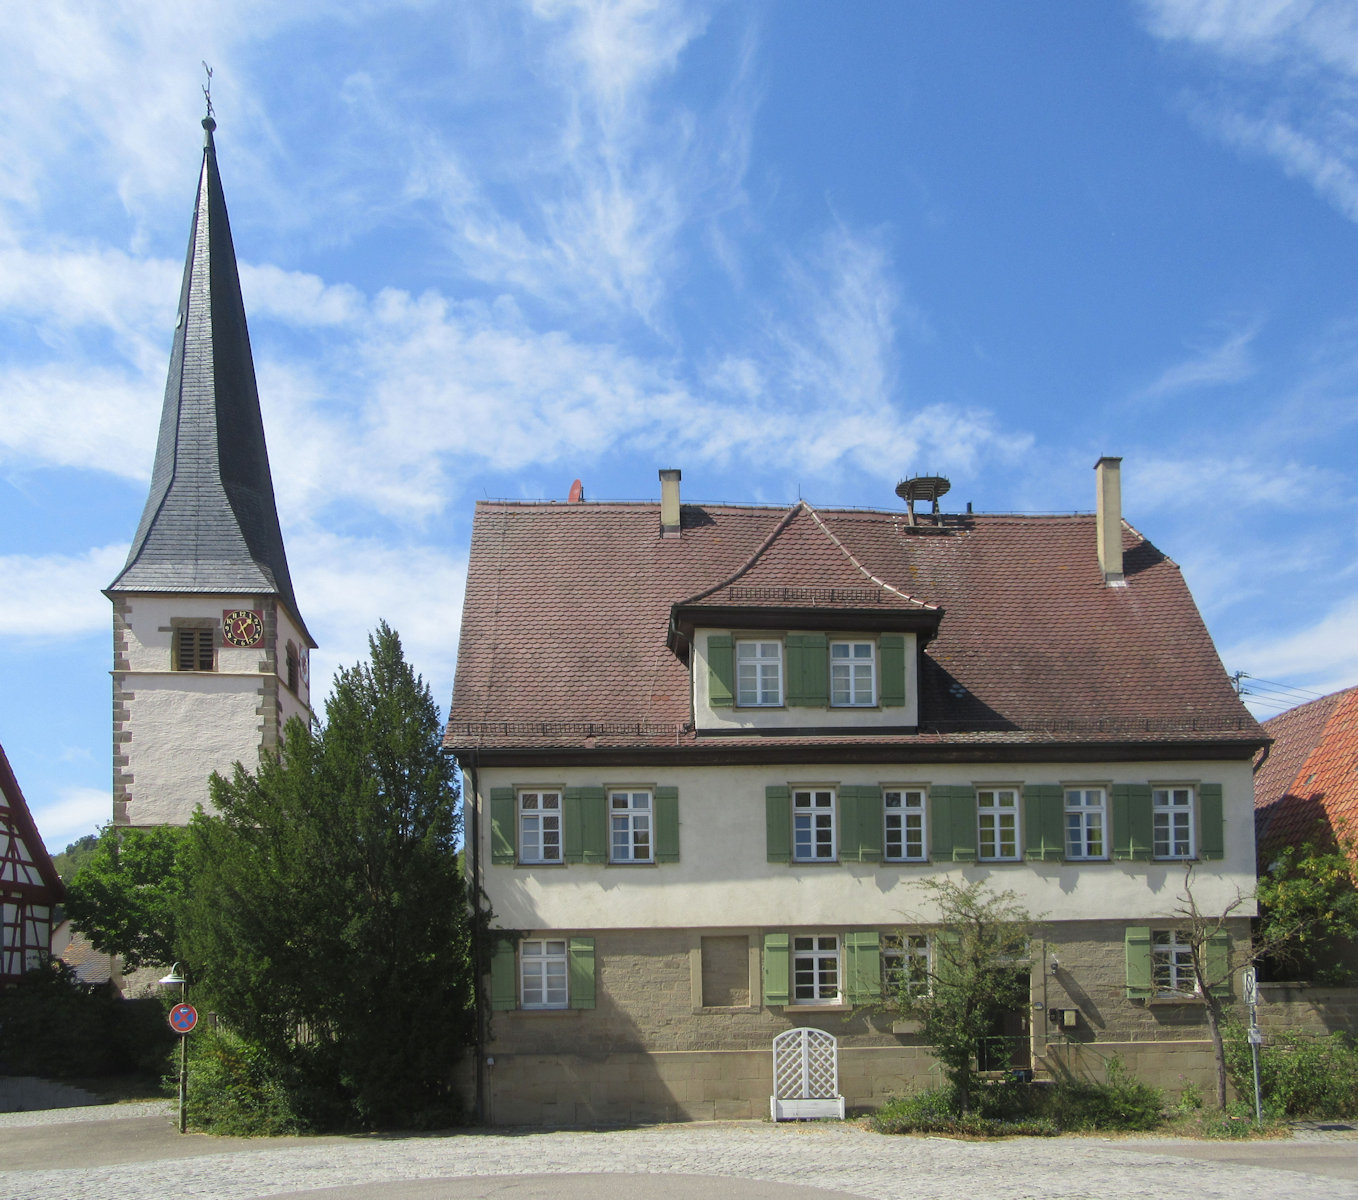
[479,1040,1221,1125]
[481,919,1249,1125]
[1257,984,1358,1035]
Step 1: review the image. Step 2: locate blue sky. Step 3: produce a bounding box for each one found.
[3,1,1358,853]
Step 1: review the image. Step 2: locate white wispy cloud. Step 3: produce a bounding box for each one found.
[290,531,468,710]
[1224,593,1358,700]
[1135,323,1259,402]
[32,786,111,855]
[1141,0,1358,224]
[0,545,130,637]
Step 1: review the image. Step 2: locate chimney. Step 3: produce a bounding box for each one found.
[659,468,682,537]
[1094,456,1125,586]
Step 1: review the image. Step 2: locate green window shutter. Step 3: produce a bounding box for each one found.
[930,786,978,862]
[845,930,882,1004]
[654,786,680,863]
[489,936,518,1011]
[1112,784,1153,861]
[763,932,790,1005]
[1206,931,1231,997]
[879,634,907,708]
[1124,926,1152,999]
[766,785,791,863]
[580,787,606,863]
[563,787,584,863]
[847,787,890,863]
[490,788,516,865]
[563,787,607,863]
[785,633,828,707]
[708,634,734,708]
[1023,784,1065,862]
[568,936,595,1009]
[1199,784,1225,861]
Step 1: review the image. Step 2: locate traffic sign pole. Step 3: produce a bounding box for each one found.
[1243,966,1263,1126]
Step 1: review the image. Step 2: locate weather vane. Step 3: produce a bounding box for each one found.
[202,61,214,120]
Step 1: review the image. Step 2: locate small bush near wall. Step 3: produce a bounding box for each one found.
[0,960,174,1079]
[871,1059,1163,1136]
[1225,1022,1358,1118]
[184,1027,327,1136]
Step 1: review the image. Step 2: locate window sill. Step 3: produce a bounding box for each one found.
[512,1007,581,1017]
[1147,994,1204,1006]
[784,1003,852,1014]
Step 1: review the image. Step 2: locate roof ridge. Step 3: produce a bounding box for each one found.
[804,504,937,610]
[673,501,806,607]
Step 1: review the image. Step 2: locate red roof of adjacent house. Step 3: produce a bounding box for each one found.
[1254,685,1358,860]
[446,497,1262,760]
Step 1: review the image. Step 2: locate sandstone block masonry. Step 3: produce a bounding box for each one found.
[483,919,1244,1123]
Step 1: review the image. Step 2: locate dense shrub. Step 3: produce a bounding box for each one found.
[1224,1022,1358,1118]
[184,1027,317,1136]
[870,1086,1058,1137]
[1041,1058,1164,1131]
[0,960,174,1079]
[872,1058,1164,1136]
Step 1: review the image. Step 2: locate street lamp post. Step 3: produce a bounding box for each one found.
[158,963,193,1134]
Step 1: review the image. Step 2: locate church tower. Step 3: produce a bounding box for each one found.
[106,117,315,828]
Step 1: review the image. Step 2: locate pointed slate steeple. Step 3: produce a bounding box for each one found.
[108,117,310,644]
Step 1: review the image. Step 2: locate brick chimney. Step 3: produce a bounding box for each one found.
[660,469,682,537]
[1095,456,1125,586]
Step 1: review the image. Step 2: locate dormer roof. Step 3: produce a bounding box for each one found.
[670,501,940,650]
[107,119,312,646]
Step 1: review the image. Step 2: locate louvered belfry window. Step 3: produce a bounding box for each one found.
[174,627,214,671]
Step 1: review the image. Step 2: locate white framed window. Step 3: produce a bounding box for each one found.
[978,788,1020,861]
[792,935,841,1004]
[609,789,652,863]
[520,938,569,1009]
[882,934,929,997]
[737,640,783,706]
[793,788,836,862]
[518,791,562,864]
[1153,787,1195,859]
[1151,930,1196,997]
[1064,788,1107,860]
[830,640,876,706]
[884,788,927,861]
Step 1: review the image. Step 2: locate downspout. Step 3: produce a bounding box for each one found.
[465,748,486,1123]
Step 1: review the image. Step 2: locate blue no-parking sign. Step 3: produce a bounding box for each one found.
[169,1003,198,1034]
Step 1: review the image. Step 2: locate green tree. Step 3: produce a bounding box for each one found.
[1256,839,1358,984]
[182,622,474,1129]
[52,833,100,885]
[64,825,189,968]
[896,880,1037,1114]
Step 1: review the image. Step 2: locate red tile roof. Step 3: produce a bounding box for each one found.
[1255,685,1358,860]
[446,498,1262,758]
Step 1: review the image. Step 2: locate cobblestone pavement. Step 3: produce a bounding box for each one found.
[2,1102,1358,1200]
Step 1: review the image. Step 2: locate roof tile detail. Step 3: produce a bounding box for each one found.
[1255,685,1358,858]
[447,500,1261,754]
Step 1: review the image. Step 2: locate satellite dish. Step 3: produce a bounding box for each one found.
[568,479,585,503]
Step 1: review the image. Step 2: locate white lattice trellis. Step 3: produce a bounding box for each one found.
[771,1027,845,1120]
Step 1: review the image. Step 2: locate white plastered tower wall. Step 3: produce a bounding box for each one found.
[112,594,312,827]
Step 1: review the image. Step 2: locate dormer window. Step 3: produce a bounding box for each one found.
[830,641,875,706]
[737,640,783,707]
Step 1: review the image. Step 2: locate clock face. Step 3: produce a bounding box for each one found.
[222,609,264,647]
